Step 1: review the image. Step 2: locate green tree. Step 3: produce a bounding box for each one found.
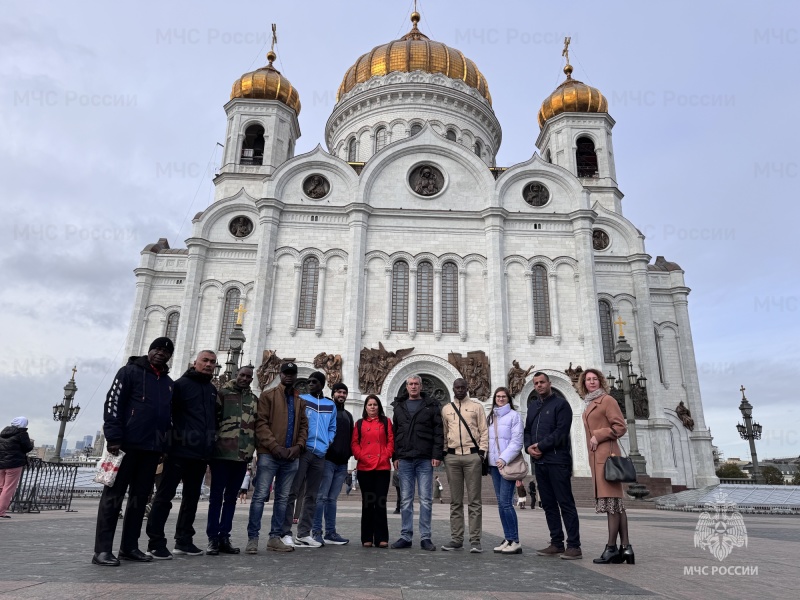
[791,471,800,486]
[761,465,784,485]
[716,463,746,479]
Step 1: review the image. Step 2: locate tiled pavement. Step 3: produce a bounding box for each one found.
[0,498,796,599]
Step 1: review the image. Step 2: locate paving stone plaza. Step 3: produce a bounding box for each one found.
[0,498,796,599]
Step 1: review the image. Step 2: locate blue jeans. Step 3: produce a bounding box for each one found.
[489,466,519,543]
[246,453,299,540]
[312,461,348,535]
[398,459,433,542]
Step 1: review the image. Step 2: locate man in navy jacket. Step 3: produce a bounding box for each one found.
[524,372,582,560]
[146,350,218,559]
[93,337,175,566]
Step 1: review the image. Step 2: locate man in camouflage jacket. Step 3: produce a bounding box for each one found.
[205,365,258,555]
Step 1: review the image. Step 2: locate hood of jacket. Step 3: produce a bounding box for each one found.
[1,425,25,439]
[126,354,171,375]
[181,367,213,383]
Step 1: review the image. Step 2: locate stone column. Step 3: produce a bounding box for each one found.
[524,270,535,344]
[314,264,327,337]
[482,208,509,394]
[433,267,442,340]
[574,272,585,344]
[361,266,369,337]
[248,199,283,359]
[173,239,210,371]
[383,265,392,339]
[408,266,418,339]
[288,263,302,337]
[341,206,371,395]
[458,268,467,341]
[549,271,562,345]
[570,208,603,366]
[124,263,155,357]
[339,265,348,335]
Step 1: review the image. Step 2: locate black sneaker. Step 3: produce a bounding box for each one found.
[173,542,204,556]
[119,548,153,562]
[390,538,412,549]
[441,541,464,551]
[206,538,220,556]
[147,547,173,560]
[420,539,436,551]
[218,537,240,554]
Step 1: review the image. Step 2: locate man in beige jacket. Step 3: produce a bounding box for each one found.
[440,378,488,553]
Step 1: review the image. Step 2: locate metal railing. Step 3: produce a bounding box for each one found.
[9,457,78,513]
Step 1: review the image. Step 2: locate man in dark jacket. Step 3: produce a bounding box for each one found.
[524,372,581,560]
[93,337,174,566]
[0,416,34,518]
[390,375,444,551]
[311,381,353,545]
[146,349,218,559]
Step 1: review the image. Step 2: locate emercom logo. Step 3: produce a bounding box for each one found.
[693,491,748,561]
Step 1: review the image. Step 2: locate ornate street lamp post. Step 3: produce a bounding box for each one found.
[218,303,247,388]
[52,367,80,463]
[736,385,763,484]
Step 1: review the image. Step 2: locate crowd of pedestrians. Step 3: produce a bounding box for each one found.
[89,337,634,566]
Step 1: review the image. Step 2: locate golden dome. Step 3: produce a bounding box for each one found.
[337,12,491,105]
[231,50,301,115]
[537,65,607,128]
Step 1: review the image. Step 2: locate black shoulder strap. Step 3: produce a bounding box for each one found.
[451,402,480,451]
[356,419,363,443]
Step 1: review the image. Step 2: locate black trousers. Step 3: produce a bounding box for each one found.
[358,470,390,545]
[94,449,160,553]
[146,455,208,550]
[395,485,402,511]
[534,463,581,549]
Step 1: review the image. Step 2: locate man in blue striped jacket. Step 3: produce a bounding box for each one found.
[279,371,337,548]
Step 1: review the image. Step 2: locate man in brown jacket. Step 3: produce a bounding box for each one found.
[245,363,308,553]
[440,378,488,553]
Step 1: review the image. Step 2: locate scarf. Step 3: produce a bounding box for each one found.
[582,389,605,410]
[493,404,512,418]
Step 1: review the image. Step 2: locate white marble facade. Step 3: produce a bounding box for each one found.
[123,27,718,488]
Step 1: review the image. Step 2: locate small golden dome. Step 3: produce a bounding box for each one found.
[231,52,301,115]
[537,65,607,128]
[337,12,491,104]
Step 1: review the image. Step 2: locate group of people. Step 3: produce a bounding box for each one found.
[91,336,634,567]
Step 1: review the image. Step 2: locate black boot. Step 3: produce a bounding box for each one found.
[621,544,635,564]
[218,537,240,554]
[592,544,620,564]
[206,538,220,556]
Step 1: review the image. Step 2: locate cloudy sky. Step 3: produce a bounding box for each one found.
[1,0,797,463]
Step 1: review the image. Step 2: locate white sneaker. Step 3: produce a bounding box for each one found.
[294,535,322,548]
[280,535,296,547]
[493,540,509,553]
[502,541,522,554]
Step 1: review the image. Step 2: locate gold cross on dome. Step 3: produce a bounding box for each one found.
[271,23,277,53]
[234,303,247,326]
[562,37,571,65]
[613,316,626,337]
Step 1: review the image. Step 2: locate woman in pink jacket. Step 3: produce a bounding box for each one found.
[351,395,394,548]
[578,369,633,565]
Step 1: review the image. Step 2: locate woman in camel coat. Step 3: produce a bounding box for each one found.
[578,369,634,565]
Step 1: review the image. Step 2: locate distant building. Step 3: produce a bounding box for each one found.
[83,435,94,448]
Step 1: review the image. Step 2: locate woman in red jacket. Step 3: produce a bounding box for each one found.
[351,394,394,548]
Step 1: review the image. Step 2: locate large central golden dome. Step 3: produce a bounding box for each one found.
[337,12,491,105]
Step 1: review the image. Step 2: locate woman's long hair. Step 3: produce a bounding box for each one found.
[487,386,516,424]
[576,368,610,398]
[361,394,389,443]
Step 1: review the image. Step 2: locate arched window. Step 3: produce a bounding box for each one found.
[416,261,433,332]
[375,127,387,152]
[654,327,665,383]
[218,288,242,350]
[598,300,614,363]
[347,138,357,162]
[544,148,552,163]
[241,124,265,165]
[391,261,409,331]
[409,123,422,136]
[441,262,459,333]
[297,257,320,329]
[576,136,598,177]
[474,140,483,157]
[445,129,457,141]
[164,311,180,343]
[531,265,551,336]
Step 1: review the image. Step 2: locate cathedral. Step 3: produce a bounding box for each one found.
[123,12,717,488]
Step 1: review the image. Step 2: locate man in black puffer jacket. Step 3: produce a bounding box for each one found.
[146,350,218,559]
[93,337,175,566]
[0,416,34,518]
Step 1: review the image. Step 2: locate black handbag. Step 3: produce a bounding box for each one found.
[451,403,489,476]
[604,443,637,483]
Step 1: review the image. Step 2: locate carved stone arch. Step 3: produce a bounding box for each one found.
[197,190,259,238]
[596,292,616,310]
[143,305,167,320]
[528,256,555,274]
[503,255,528,270]
[388,251,415,267]
[517,369,590,477]
[298,248,325,265]
[381,355,464,415]
[553,256,579,274]
[591,202,646,254]
[494,153,586,199]
[661,410,693,486]
[438,253,465,270]
[199,280,224,295]
[163,304,181,315]
[274,247,301,263]
[268,145,360,198]
[365,250,391,267]
[571,130,602,151]
[656,321,679,334]
[463,254,487,269]
[413,252,439,269]
[614,293,638,311]
[220,280,246,296]
[322,248,349,267]
[387,117,406,130]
